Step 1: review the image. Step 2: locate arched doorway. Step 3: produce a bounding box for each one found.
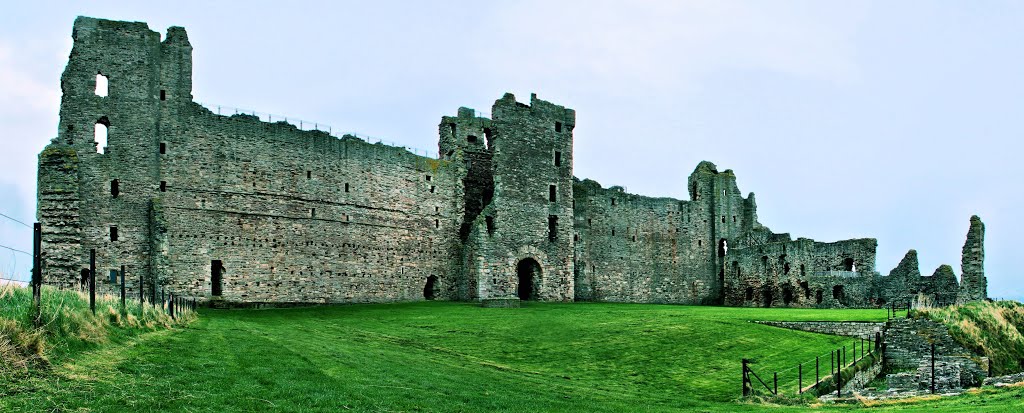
[423,275,439,300]
[516,258,542,301]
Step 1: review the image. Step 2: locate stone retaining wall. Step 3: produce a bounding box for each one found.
[754,321,885,339]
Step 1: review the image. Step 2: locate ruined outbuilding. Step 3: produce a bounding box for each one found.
[37,17,987,307]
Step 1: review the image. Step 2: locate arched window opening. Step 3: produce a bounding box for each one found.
[744,287,753,301]
[95,73,108,97]
[800,264,806,277]
[815,290,823,304]
[842,258,855,271]
[782,285,794,305]
[800,281,810,299]
[718,239,728,257]
[763,286,774,307]
[95,117,110,154]
[110,179,119,198]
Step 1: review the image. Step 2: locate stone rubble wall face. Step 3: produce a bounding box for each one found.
[754,321,885,339]
[37,17,985,307]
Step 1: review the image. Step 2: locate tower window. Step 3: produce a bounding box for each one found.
[306,171,311,179]
[345,183,350,192]
[310,208,316,218]
[611,198,616,206]
[160,89,166,101]
[95,73,108,97]
[485,216,495,235]
[430,186,436,193]
[110,179,119,198]
[467,135,478,143]
[554,151,562,167]
[435,219,440,229]
[548,215,558,241]
[449,123,456,136]
[160,181,167,192]
[94,117,110,154]
[159,142,166,154]
[555,122,562,132]
[110,226,118,242]
[425,175,431,181]
[721,216,726,223]
[549,185,557,202]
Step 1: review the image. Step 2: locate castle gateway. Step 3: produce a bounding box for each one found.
[37,17,986,307]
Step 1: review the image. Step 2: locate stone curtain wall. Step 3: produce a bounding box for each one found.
[156,106,463,303]
[37,17,988,307]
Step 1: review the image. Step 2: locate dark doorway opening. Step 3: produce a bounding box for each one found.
[718,239,728,257]
[211,260,224,296]
[764,286,774,307]
[782,285,794,305]
[423,275,439,300]
[745,287,754,301]
[800,281,810,299]
[516,258,541,301]
[816,290,824,304]
[833,285,846,305]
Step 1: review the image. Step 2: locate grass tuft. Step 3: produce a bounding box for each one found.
[0,282,194,381]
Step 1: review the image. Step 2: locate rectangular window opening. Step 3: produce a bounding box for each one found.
[160,90,166,101]
[426,175,432,181]
[110,226,119,242]
[110,179,119,198]
[548,215,558,241]
[555,122,562,133]
[345,183,350,192]
[486,216,495,235]
[109,269,118,284]
[160,181,167,192]
[310,208,316,218]
[159,142,166,154]
[430,185,436,193]
[611,198,616,206]
[554,151,562,167]
[306,171,311,179]
[549,185,556,202]
[435,219,440,229]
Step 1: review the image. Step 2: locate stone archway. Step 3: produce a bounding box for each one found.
[516,258,542,301]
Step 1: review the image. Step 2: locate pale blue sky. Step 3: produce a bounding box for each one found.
[1,1,1021,300]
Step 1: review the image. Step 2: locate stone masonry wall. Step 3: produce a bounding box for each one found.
[754,321,885,339]
[37,17,987,307]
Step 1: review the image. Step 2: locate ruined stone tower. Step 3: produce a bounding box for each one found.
[37,17,988,308]
[958,215,987,302]
[460,94,576,301]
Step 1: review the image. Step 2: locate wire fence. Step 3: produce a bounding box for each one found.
[195,101,440,159]
[743,333,883,398]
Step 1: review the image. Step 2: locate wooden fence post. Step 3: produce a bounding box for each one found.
[742,359,750,397]
[89,249,96,315]
[120,265,126,308]
[32,223,42,326]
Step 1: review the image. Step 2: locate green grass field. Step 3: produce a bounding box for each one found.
[2,301,1022,412]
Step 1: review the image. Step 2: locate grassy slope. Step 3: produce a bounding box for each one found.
[1,302,1021,412]
[0,285,193,381]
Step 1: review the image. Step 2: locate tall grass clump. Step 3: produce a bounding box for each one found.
[915,299,1024,376]
[0,282,194,381]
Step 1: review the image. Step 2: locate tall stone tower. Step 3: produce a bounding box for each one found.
[37,17,192,296]
[462,93,576,301]
[958,215,987,302]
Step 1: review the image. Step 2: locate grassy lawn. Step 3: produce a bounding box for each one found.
[1,302,1021,412]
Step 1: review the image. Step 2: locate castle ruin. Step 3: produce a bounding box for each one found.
[36,17,987,307]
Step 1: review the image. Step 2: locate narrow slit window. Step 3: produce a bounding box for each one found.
[435,219,440,229]
[611,198,616,206]
[306,171,311,179]
[449,123,456,137]
[485,216,495,235]
[345,183,350,192]
[160,181,167,192]
[160,89,166,101]
[467,135,478,143]
[430,185,436,193]
[549,185,556,202]
[548,215,558,241]
[555,121,562,132]
[310,208,316,218]
[110,226,118,242]
[110,179,119,198]
[159,142,166,154]
[554,151,562,167]
[95,73,108,97]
